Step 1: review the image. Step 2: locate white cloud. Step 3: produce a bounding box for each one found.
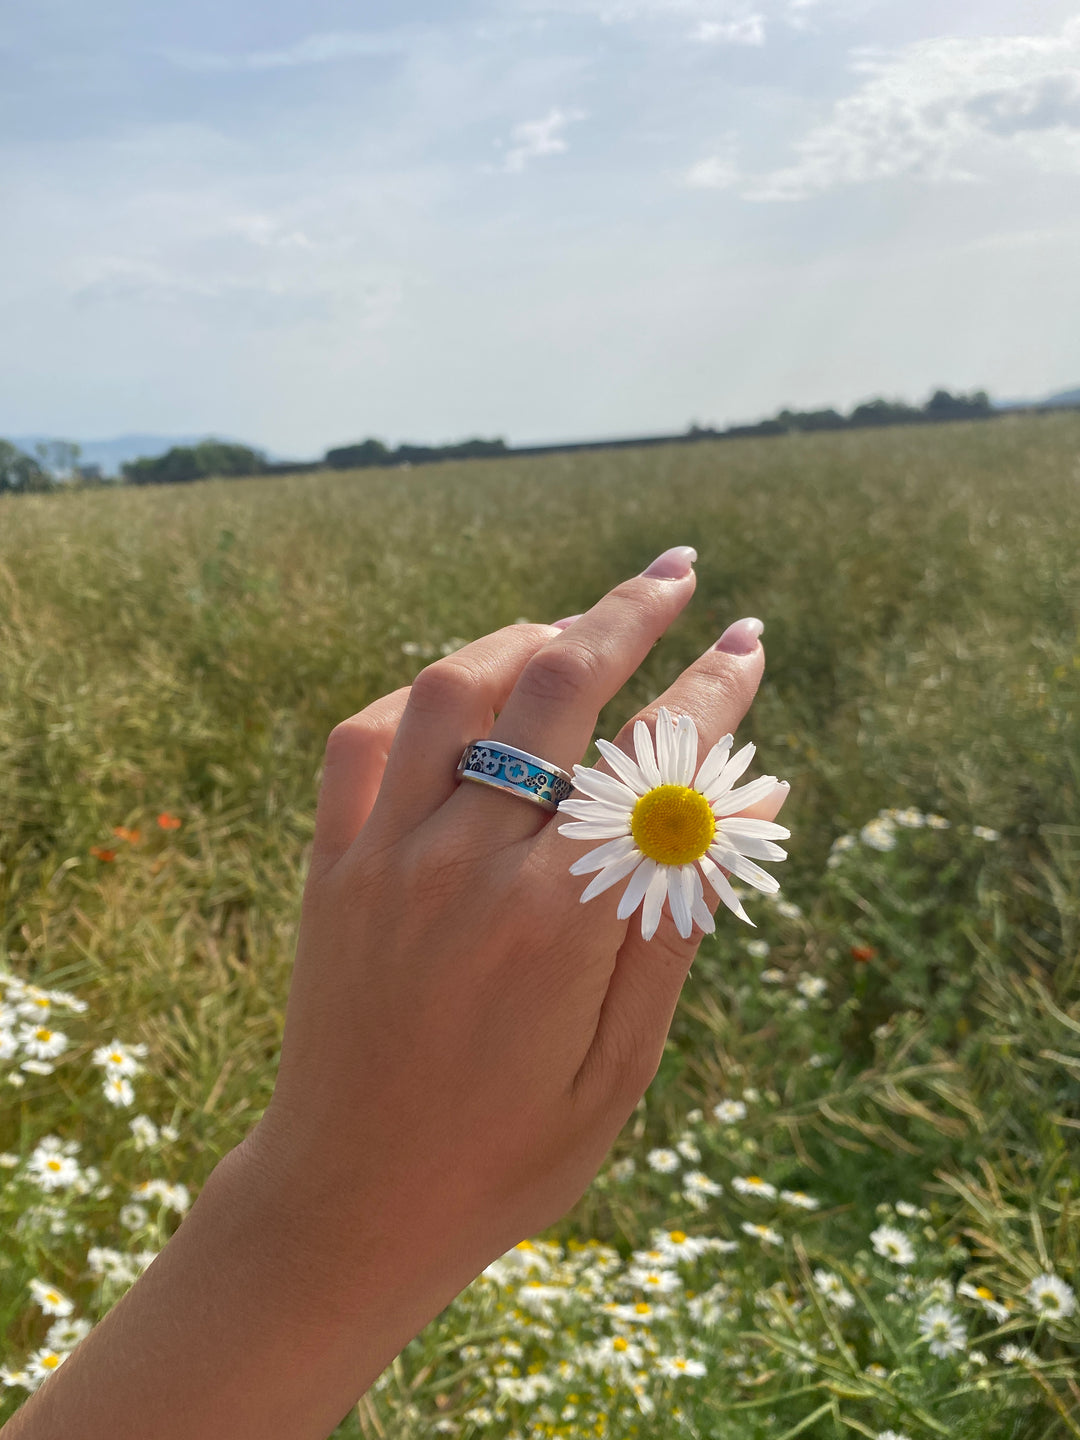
[683,139,741,188]
[167,30,408,72]
[747,16,1080,200]
[501,107,586,172]
[691,15,766,45]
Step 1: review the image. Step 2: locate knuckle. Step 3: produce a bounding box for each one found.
[519,640,603,707]
[324,716,379,767]
[408,657,484,714]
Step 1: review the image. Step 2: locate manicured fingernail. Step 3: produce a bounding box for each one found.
[642,545,697,579]
[551,614,583,630]
[714,617,764,654]
[773,780,790,793]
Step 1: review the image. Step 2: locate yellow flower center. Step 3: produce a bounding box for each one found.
[976,1286,994,1301]
[46,1160,61,1172]
[669,1231,686,1244]
[630,785,715,866]
[634,1302,651,1314]
[747,1176,763,1185]
[42,1354,60,1369]
[35,1029,52,1042]
[612,1337,628,1352]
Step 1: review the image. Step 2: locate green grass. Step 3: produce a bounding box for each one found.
[0,414,1078,1434]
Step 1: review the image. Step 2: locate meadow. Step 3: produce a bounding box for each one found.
[0,413,1078,1437]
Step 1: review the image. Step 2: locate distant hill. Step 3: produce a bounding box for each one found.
[996,386,1080,412]
[8,434,279,476]
[1042,387,1080,408]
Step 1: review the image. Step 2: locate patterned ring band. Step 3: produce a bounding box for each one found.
[456,740,574,814]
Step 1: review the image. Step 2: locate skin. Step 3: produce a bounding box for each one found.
[3,548,787,1440]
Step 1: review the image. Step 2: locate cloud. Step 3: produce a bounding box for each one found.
[691,15,766,45]
[167,30,408,72]
[501,107,586,172]
[746,16,1080,200]
[682,140,741,188]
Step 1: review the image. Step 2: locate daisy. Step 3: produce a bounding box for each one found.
[917,1304,966,1358]
[26,1347,67,1383]
[44,1317,92,1351]
[732,1175,776,1200]
[16,1025,68,1061]
[860,817,897,852]
[103,1075,135,1108]
[957,1280,1009,1322]
[29,1279,73,1317]
[628,1267,682,1294]
[781,1189,819,1210]
[682,1171,722,1198]
[129,1115,160,1151]
[646,1148,680,1174]
[813,1269,855,1310]
[26,1141,81,1193]
[0,1366,33,1391]
[713,1100,747,1123]
[1027,1272,1076,1319]
[92,1040,147,1077]
[998,1343,1036,1365]
[870,1224,915,1266]
[653,1229,710,1263]
[559,709,788,938]
[656,1355,707,1378]
[741,1222,782,1246]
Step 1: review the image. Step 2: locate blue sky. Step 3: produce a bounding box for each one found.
[2,1,1079,455]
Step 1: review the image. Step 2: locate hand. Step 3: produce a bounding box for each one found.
[241,545,788,1310]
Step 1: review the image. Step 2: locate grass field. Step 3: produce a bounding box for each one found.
[1,414,1079,1436]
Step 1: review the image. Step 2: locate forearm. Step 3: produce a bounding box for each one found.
[2,1140,462,1440]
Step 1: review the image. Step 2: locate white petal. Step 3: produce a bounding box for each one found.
[704,741,756,801]
[708,844,781,894]
[617,857,657,921]
[692,732,734,793]
[641,863,670,941]
[558,819,632,840]
[569,834,639,876]
[668,864,695,940]
[699,855,754,926]
[634,719,662,788]
[690,866,715,935]
[718,834,787,863]
[654,708,678,783]
[719,818,790,840]
[557,798,631,824]
[675,714,698,787]
[593,739,648,795]
[711,774,778,817]
[580,851,646,902]
[570,768,639,809]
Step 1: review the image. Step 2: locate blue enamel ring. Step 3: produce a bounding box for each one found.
[456,741,574,813]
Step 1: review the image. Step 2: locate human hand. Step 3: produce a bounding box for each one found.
[239,545,788,1322]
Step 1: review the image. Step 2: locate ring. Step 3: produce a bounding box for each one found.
[456,741,574,813]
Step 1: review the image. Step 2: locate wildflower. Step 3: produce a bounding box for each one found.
[45,1317,92,1351]
[774,900,802,919]
[103,1075,135,1108]
[88,846,117,862]
[760,968,785,984]
[918,1304,966,1357]
[732,1175,776,1200]
[894,1200,918,1218]
[21,1059,55,1075]
[870,1225,915,1266]
[156,813,182,830]
[780,1189,819,1210]
[656,1355,706,1378]
[86,1247,139,1284]
[813,1269,854,1309]
[865,1362,888,1378]
[795,975,827,1000]
[29,1280,74,1317]
[112,826,142,843]
[741,1222,782,1246]
[860,817,896,852]
[17,1025,68,1061]
[134,1179,191,1214]
[559,708,788,936]
[627,1266,681,1294]
[998,1343,1036,1364]
[877,1432,912,1440]
[26,1347,67,1383]
[27,1139,81,1192]
[120,1203,149,1231]
[463,1407,493,1426]
[742,1087,760,1102]
[746,940,770,958]
[654,1229,710,1263]
[1026,1272,1076,1319]
[682,1170,722,1198]
[676,1137,701,1163]
[924,813,950,828]
[130,1115,160,1151]
[0,1366,33,1390]
[712,1099,746,1124]
[851,944,877,962]
[957,1280,1009,1322]
[890,807,925,828]
[605,1299,671,1324]
[93,1041,147,1077]
[0,1152,18,1167]
[607,1157,635,1182]
[646,1148,680,1174]
[586,1335,644,1374]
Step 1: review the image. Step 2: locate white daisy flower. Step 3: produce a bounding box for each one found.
[0,1028,17,1060]
[653,1229,710,1263]
[646,1148,680,1174]
[780,1189,819,1210]
[760,968,785,984]
[957,1280,1009,1322]
[119,1203,150,1231]
[741,1222,783,1246]
[103,1075,135,1108]
[608,1157,636,1182]
[604,1299,671,1324]
[26,1347,67,1382]
[917,1303,966,1357]
[860,817,897,852]
[894,1200,918,1218]
[628,1267,682,1294]
[972,826,1000,841]
[877,1432,912,1440]
[796,975,827,1000]
[746,939,770,958]
[998,1343,1036,1365]
[774,899,803,919]
[712,1099,746,1124]
[676,1138,701,1163]
[732,1175,776,1200]
[559,709,788,938]
[16,1025,68,1061]
[129,1115,159,1151]
[0,1365,34,1390]
[682,1170,722,1198]
[44,1317,92,1351]
[92,1041,147,1077]
[1027,1272,1076,1319]
[870,1224,915,1266]
[924,813,951,829]
[26,1140,81,1192]
[29,1279,74,1317]
[813,1269,855,1309]
[656,1354,707,1378]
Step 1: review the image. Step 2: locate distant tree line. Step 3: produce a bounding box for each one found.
[0,388,1063,496]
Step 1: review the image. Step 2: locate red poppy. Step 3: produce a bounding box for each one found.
[89,846,117,862]
[851,944,877,963]
[156,813,182,831]
[113,826,142,844]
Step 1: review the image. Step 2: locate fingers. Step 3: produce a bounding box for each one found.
[579,779,791,1100]
[362,623,564,843]
[444,546,698,843]
[310,687,411,875]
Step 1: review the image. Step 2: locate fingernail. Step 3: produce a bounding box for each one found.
[714,617,764,654]
[550,614,583,630]
[642,545,697,579]
[773,780,790,793]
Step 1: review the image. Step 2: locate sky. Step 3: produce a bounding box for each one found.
[2,0,1079,456]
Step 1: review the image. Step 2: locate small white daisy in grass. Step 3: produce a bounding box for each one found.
[26,1347,67,1383]
[559,708,788,938]
[119,1203,150,1231]
[741,1222,782,1246]
[133,1179,191,1214]
[774,899,803,920]
[86,1247,139,1284]
[780,1189,819,1210]
[1026,1272,1076,1319]
[682,1170,722,1199]
[925,814,951,829]
[92,1040,147,1077]
[957,1280,1009,1322]
[860,817,897,852]
[656,1354,707,1378]
[877,1431,912,1440]
[972,825,1001,841]
[894,1200,918,1218]
[587,1334,644,1374]
[713,1099,747,1123]
[0,1151,18,1167]
[646,1147,680,1174]
[812,1269,855,1309]
[26,1139,81,1192]
[870,1224,915,1266]
[998,1343,1036,1365]
[796,975,827,1000]
[604,1299,672,1324]
[0,1028,16,1060]
[653,1229,711,1263]
[16,1024,69,1061]
[44,1317,92,1351]
[28,1279,74,1317]
[0,1365,33,1390]
[20,1059,55,1076]
[103,1074,135,1108]
[627,1266,682,1294]
[760,967,785,984]
[917,1303,966,1357]
[746,939,770,958]
[675,1137,701,1163]
[732,1175,777,1199]
[129,1115,159,1151]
